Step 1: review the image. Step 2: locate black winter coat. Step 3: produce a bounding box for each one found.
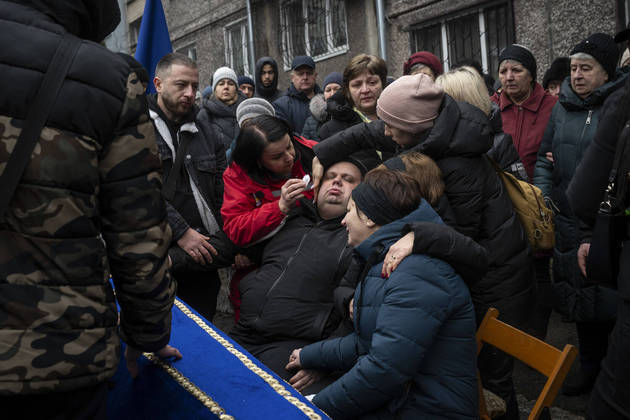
[534,72,628,291]
[231,200,352,346]
[318,90,363,141]
[567,78,630,304]
[148,96,226,241]
[197,93,245,149]
[568,86,629,228]
[273,83,322,133]
[315,96,534,325]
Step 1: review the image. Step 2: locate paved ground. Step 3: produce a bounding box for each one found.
[513,312,588,419]
[211,310,589,419]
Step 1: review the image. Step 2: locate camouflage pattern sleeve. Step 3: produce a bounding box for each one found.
[99,71,176,352]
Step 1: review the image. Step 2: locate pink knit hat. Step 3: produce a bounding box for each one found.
[376,74,444,134]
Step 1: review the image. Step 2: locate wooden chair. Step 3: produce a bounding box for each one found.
[476,308,578,420]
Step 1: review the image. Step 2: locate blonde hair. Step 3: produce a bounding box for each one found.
[435,66,492,116]
[377,152,444,206]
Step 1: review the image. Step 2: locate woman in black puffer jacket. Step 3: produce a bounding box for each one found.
[313,74,534,420]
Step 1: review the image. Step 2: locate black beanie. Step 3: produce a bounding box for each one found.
[570,33,619,81]
[344,150,382,176]
[351,183,407,226]
[499,44,537,81]
[542,57,570,89]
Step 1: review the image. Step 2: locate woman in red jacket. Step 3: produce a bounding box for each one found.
[222,115,316,317]
[490,44,558,345]
[490,44,557,179]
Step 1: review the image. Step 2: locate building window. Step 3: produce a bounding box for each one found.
[176,44,197,62]
[280,0,349,69]
[129,17,142,47]
[411,2,514,76]
[224,18,250,77]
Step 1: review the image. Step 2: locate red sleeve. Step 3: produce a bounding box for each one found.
[295,135,318,149]
[221,170,285,247]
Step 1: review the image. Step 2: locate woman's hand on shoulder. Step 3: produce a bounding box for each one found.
[382,232,414,278]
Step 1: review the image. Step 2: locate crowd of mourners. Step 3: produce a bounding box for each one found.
[3,1,630,419]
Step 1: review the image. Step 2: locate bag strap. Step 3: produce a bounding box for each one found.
[162,133,192,202]
[600,121,630,214]
[487,155,547,216]
[0,34,81,217]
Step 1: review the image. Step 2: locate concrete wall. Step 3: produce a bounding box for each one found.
[513,0,616,79]
[165,0,248,90]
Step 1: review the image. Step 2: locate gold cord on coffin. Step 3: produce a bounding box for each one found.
[143,352,235,420]
[149,299,323,420]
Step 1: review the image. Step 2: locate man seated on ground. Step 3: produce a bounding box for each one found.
[229,152,379,393]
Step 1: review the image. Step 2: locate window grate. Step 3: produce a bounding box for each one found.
[280,0,349,69]
[411,2,514,76]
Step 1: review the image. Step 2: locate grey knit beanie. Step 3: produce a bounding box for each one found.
[236,97,276,126]
[212,66,238,92]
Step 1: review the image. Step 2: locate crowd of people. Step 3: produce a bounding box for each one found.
[2,1,630,419]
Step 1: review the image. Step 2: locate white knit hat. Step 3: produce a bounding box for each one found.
[212,66,238,91]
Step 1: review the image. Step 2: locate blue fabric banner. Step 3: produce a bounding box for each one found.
[134,0,172,93]
[108,298,330,419]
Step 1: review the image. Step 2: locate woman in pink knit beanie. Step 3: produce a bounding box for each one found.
[376,73,444,147]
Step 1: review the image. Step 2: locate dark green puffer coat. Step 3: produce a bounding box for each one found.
[534,70,628,295]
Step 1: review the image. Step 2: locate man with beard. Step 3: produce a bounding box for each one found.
[0,0,179,417]
[229,152,379,395]
[149,53,232,321]
[255,57,285,103]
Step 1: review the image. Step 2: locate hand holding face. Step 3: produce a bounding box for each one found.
[311,157,324,202]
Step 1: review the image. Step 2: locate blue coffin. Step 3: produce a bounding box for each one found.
[108,299,329,420]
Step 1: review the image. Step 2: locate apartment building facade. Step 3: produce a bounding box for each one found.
[118,0,627,91]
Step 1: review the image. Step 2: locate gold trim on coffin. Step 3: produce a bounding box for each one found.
[143,299,322,420]
[143,352,235,420]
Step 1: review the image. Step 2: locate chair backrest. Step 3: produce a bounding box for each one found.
[476,308,577,420]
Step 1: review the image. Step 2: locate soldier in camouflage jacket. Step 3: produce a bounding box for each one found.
[0,0,178,407]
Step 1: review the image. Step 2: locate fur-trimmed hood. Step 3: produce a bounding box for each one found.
[309,93,328,123]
